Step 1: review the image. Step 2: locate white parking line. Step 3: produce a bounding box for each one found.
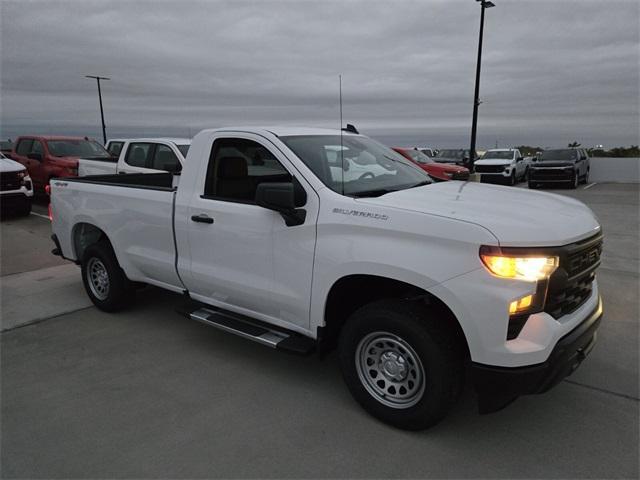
[30,211,50,220]
[583,182,597,190]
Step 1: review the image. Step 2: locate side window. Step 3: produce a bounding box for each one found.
[124,143,152,168]
[151,144,181,172]
[107,141,124,157]
[31,140,44,155]
[204,138,290,203]
[16,139,33,156]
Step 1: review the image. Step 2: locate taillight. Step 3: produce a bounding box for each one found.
[45,185,51,196]
[48,203,53,221]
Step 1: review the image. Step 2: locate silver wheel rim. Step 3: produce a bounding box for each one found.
[86,257,110,300]
[355,332,426,409]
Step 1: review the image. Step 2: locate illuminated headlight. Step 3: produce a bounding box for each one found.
[479,247,559,281]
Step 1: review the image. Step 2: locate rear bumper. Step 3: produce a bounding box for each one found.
[472,297,603,413]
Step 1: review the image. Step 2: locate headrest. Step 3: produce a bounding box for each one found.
[131,147,146,162]
[218,156,248,179]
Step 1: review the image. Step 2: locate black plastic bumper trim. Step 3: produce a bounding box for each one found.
[472,297,603,414]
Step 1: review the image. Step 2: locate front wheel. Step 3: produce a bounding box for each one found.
[81,242,134,312]
[339,299,464,430]
[509,171,516,186]
[570,171,579,189]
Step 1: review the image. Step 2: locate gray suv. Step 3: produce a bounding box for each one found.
[529,148,590,189]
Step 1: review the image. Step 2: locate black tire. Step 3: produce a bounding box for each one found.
[509,171,516,186]
[528,181,538,189]
[582,169,590,184]
[523,168,529,182]
[18,200,32,217]
[81,241,134,312]
[338,299,465,431]
[569,171,579,189]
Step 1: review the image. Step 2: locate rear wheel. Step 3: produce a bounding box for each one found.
[81,242,134,311]
[339,299,464,430]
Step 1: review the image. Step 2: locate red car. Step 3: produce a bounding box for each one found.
[9,135,110,191]
[392,147,469,181]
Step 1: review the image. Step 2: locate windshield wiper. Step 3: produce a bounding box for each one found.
[350,188,396,198]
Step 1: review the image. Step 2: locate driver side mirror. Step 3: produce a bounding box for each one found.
[517,156,524,162]
[27,152,42,161]
[255,180,307,226]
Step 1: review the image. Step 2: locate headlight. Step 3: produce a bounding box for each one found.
[480,247,558,281]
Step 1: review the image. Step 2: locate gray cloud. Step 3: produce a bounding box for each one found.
[1,0,638,148]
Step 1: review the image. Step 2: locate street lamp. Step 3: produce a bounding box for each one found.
[469,0,495,171]
[85,75,110,144]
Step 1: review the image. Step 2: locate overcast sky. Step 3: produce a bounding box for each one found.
[1,0,638,148]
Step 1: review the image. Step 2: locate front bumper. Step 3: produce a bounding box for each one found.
[472,297,603,413]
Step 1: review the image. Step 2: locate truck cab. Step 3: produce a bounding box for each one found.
[79,138,190,177]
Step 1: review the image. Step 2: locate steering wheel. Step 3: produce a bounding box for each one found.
[358,172,375,180]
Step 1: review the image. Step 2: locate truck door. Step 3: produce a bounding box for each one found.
[178,134,318,332]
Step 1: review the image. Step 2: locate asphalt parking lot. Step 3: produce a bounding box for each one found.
[1,183,638,478]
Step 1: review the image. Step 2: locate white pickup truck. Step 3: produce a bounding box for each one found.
[50,127,604,430]
[78,138,190,177]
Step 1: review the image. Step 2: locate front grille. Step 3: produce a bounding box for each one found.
[544,234,603,319]
[475,165,505,174]
[0,171,23,191]
[530,167,572,181]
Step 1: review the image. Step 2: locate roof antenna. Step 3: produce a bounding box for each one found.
[339,74,345,196]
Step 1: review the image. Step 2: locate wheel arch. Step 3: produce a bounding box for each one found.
[320,274,470,358]
[71,222,114,262]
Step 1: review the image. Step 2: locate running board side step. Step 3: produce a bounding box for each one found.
[189,308,315,355]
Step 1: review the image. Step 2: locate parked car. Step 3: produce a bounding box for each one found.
[529,148,590,189]
[392,147,469,181]
[434,149,475,167]
[79,138,190,176]
[50,126,603,431]
[474,148,528,185]
[0,139,13,156]
[10,136,111,191]
[415,147,436,158]
[0,152,33,216]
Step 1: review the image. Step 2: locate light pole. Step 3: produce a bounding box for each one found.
[85,75,110,144]
[469,0,495,171]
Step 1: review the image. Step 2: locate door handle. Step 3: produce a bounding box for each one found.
[118,171,126,175]
[191,214,214,224]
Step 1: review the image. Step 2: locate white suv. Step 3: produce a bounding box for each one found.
[0,152,33,216]
[474,148,529,185]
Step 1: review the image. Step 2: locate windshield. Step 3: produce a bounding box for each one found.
[539,149,578,161]
[47,139,111,158]
[281,135,431,197]
[176,144,190,158]
[481,151,514,160]
[399,149,433,164]
[436,149,464,159]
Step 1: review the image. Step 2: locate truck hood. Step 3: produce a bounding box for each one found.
[356,181,601,246]
[475,159,513,166]
[0,157,26,173]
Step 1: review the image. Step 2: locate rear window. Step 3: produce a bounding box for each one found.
[107,141,124,157]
